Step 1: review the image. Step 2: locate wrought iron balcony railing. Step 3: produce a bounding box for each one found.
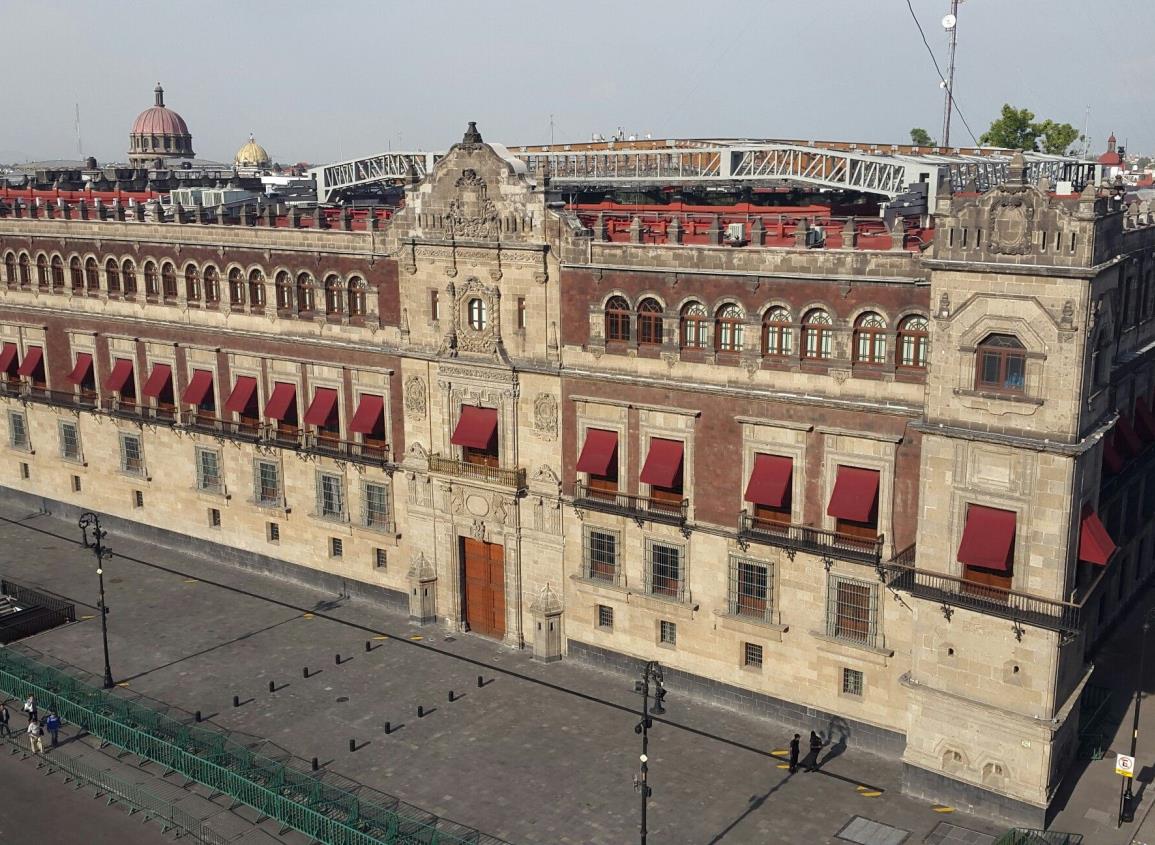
[737,511,883,566]
[429,454,526,490]
[301,432,392,468]
[572,481,688,526]
[20,386,99,412]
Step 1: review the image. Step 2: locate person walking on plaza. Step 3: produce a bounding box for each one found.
[788,734,801,773]
[22,694,36,725]
[806,730,824,772]
[44,711,61,748]
[26,717,43,755]
[0,700,10,737]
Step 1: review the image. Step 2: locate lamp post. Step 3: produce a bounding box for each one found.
[1120,607,1155,825]
[78,512,114,689]
[633,660,666,845]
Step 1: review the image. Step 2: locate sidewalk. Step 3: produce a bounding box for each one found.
[0,502,1013,844]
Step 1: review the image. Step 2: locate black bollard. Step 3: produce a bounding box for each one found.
[335,653,341,665]
[232,695,240,708]
[303,667,309,679]
[384,721,391,735]
[311,757,318,772]
[448,690,455,703]
[348,739,356,753]
[477,675,483,688]
[365,640,371,652]
[417,705,424,718]
[268,681,275,693]
[194,710,201,723]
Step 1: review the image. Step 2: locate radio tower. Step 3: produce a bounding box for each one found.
[941,0,961,148]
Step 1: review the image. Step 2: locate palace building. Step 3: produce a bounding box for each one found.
[0,122,1151,826]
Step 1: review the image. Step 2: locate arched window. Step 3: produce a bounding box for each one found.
[762,307,792,357]
[976,333,1026,393]
[637,298,664,346]
[105,258,120,294]
[121,260,136,297]
[84,258,99,292]
[36,254,49,290]
[715,304,745,353]
[680,302,708,349]
[467,297,487,330]
[324,274,343,315]
[897,315,929,369]
[228,268,245,306]
[143,261,158,297]
[248,269,265,307]
[604,295,631,343]
[203,266,220,303]
[853,311,887,364]
[161,262,177,299]
[3,253,15,287]
[275,271,293,310]
[185,264,200,301]
[801,308,833,360]
[296,273,315,314]
[347,276,365,317]
[69,257,82,292]
[50,256,64,291]
[18,253,30,287]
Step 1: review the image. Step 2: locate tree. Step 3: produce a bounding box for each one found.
[910,128,935,147]
[980,104,1082,154]
[1036,120,1081,155]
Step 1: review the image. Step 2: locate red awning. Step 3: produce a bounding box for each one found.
[1135,398,1155,442]
[349,394,385,434]
[16,346,42,377]
[140,363,172,399]
[65,353,93,385]
[639,438,684,488]
[264,382,297,421]
[826,466,880,522]
[0,343,17,374]
[450,406,498,450]
[576,428,618,476]
[303,387,339,426]
[956,504,1017,571]
[744,454,793,508]
[181,369,214,406]
[223,376,258,414]
[1078,504,1116,566]
[1116,415,1143,458]
[1103,434,1125,475]
[106,359,134,393]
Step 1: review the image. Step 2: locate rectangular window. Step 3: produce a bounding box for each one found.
[71,475,81,492]
[196,447,222,492]
[597,604,614,630]
[730,557,772,622]
[582,526,620,583]
[8,411,27,449]
[647,540,683,601]
[316,472,345,520]
[119,433,143,475]
[659,619,677,646]
[330,537,343,558]
[18,462,29,480]
[58,421,80,461]
[267,522,280,543]
[208,507,221,528]
[361,481,393,531]
[516,296,526,330]
[827,575,877,647]
[842,667,864,697]
[743,642,763,668]
[430,290,440,321]
[374,548,387,570]
[133,490,144,509]
[253,459,281,506]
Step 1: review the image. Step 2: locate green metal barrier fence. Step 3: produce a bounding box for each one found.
[0,645,512,845]
[993,829,1084,845]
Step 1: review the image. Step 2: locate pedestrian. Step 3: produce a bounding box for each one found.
[806,730,824,772]
[21,694,36,725]
[44,711,60,748]
[788,733,800,773]
[26,717,43,755]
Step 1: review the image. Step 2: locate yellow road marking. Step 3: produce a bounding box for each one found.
[373,636,389,640]
[183,579,199,584]
[771,749,788,755]
[301,613,314,619]
[932,806,955,813]
[858,790,882,798]
[116,682,130,687]
[408,635,423,641]
[80,614,94,620]
[776,763,790,769]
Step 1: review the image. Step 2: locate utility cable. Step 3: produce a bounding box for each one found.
[903,0,979,146]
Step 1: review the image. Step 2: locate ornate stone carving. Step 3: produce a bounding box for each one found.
[454,276,502,355]
[988,195,1036,255]
[455,168,486,188]
[533,392,558,440]
[529,584,563,615]
[1060,300,1075,329]
[829,368,851,385]
[470,518,486,541]
[404,375,427,419]
[937,292,951,319]
[448,172,499,240]
[491,495,508,525]
[406,551,437,583]
[531,464,562,493]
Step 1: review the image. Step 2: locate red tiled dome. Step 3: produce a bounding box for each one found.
[128,84,194,163]
[132,105,190,137]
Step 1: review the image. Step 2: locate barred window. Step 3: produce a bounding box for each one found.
[374,548,388,569]
[119,433,143,475]
[582,526,620,583]
[361,481,393,531]
[659,620,677,645]
[267,522,280,543]
[253,460,281,506]
[647,540,684,601]
[330,537,343,558]
[827,575,877,646]
[8,411,28,449]
[597,604,614,630]
[58,421,80,461]
[208,507,221,528]
[842,667,864,697]
[316,472,345,520]
[196,447,222,492]
[729,557,772,622]
[743,642,763,668]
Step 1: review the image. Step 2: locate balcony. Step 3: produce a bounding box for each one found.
[738,511,882,566]
[429,454,526,490]
[21,386,99,412]
[181,413,263,445]
[572,481,688,526]
[301,432,392,469]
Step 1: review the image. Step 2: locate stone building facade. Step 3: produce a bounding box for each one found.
[0,128,1151,826]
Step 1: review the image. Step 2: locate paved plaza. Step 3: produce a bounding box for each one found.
[0,499,1148,844]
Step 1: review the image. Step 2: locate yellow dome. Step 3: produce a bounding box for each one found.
[234,135,270,168]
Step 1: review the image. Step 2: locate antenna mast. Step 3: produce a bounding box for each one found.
[75,102,83,159]
[941,0,960,148]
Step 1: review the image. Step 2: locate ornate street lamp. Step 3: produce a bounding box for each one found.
[633,661,666,845]
[78,512,114,689]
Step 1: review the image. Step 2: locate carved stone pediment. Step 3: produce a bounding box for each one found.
[987,195,1036,255]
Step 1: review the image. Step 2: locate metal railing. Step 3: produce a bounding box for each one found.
[21,386,99,412]
[302,433,392,468]
[0,646,512,845]
[737,511,883,566]
[0,579,75,644]
[430,454,526,490]
[994,829,1083,845]
[572,481,688,526]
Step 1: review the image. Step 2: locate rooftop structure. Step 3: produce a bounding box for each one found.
[128,84,194,166]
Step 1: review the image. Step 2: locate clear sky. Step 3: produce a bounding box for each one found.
[1,0,1149,166]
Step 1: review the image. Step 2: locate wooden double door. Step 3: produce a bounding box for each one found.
[461,537,505,639]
